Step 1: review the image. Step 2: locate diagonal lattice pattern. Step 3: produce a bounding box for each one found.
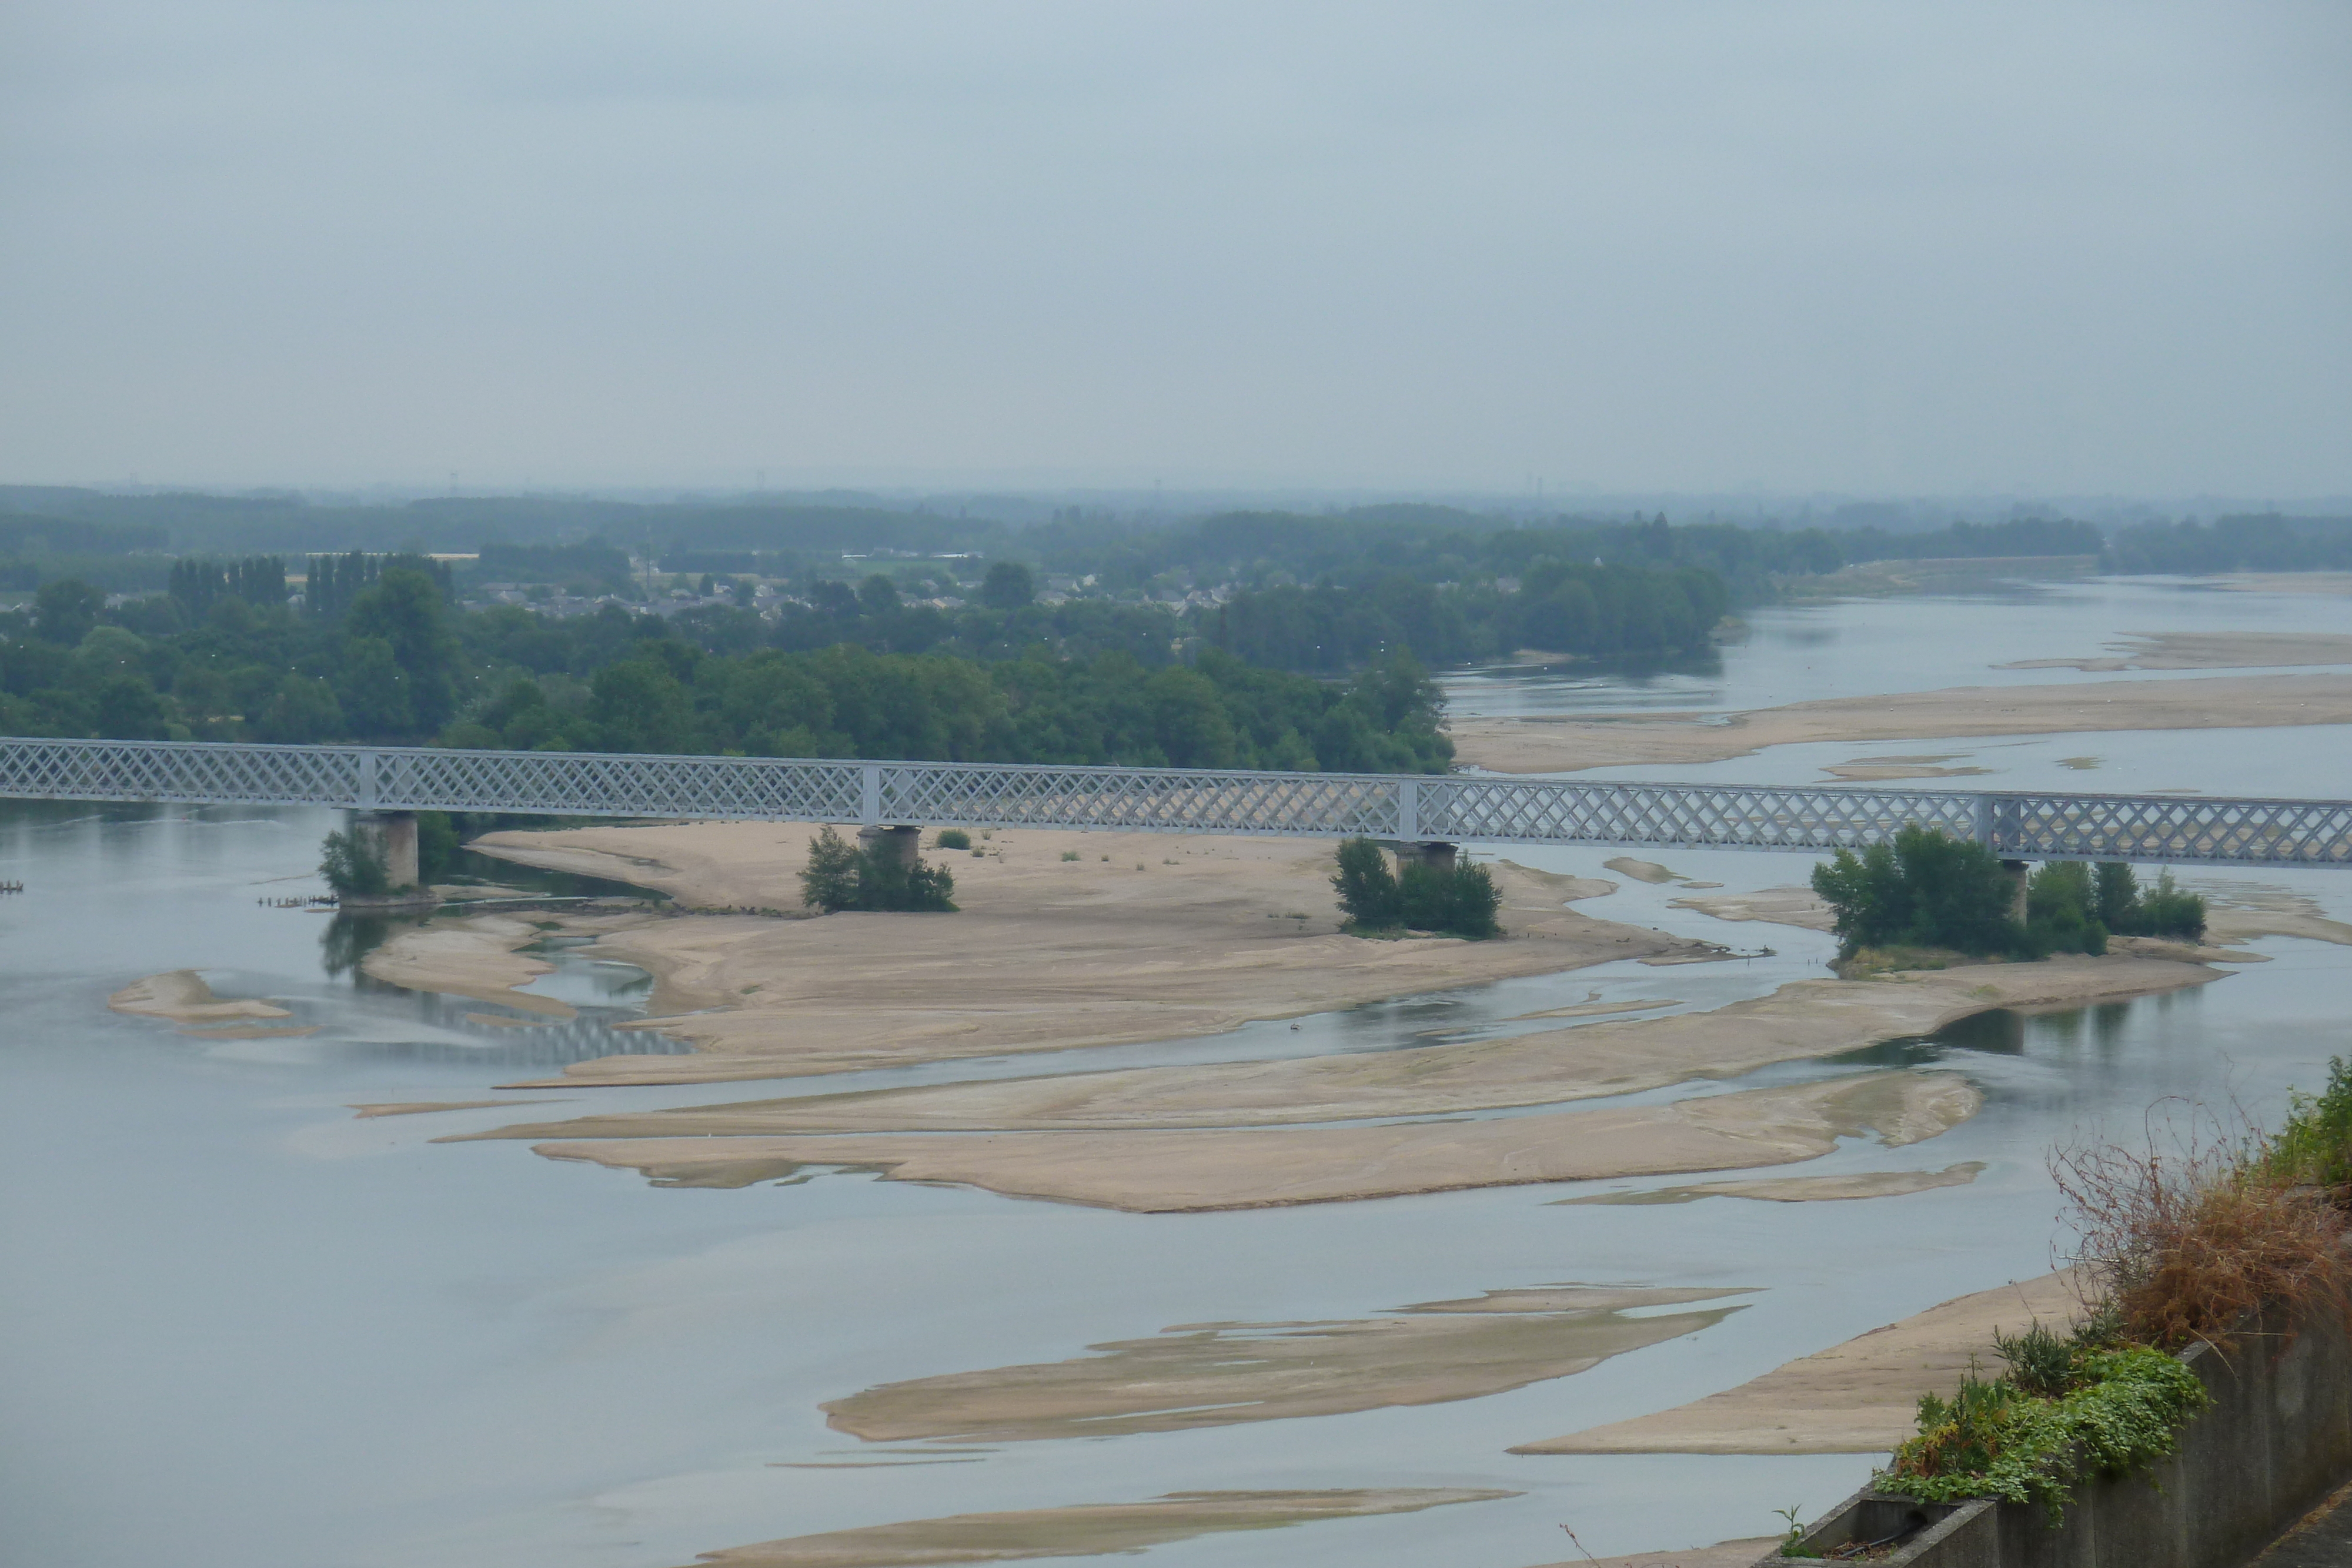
[1,737,2346,867]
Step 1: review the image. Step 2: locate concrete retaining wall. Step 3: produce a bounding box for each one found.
[1754,1292,2352,1568]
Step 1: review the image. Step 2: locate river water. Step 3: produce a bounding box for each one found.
[3,577,2348,1568]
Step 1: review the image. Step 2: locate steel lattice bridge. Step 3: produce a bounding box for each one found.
[1,735,2348,868]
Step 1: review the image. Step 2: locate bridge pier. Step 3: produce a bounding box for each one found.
[2001,858,2031,923]
[353,810,420,891]
[858,824,923,868]
[1393,841,1458,874]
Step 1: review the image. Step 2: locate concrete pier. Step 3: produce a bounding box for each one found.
[354,809,420,891]
[858,824,923,868]
[1393,841,1459,875]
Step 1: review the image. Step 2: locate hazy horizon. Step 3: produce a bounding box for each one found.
[4,2,2347,496]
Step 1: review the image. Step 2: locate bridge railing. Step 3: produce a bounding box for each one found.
[1,736,2347,867]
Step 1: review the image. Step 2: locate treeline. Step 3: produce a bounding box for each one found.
[2105,515,2352,575]
[449,646,1451,773]
[1207,561,1729,671]
[0,563,1452,773]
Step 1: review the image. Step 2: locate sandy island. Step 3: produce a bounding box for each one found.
[1556,1162,1985,1206]
[356,914,577,1018]
[1512,1271,2079,1455]
[465,823,1702,1086]
[467,955,2214,1142]
[823,1285,1752,1442]
[521,1070,1979,1211]
[107,970,299,1034]
[684,1489,1516,1568]
[1446,672,2352,773]
[2000,631,2352,673]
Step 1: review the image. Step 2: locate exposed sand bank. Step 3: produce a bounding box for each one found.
[2001,631,2352,673]
[1820,753,1991,781]
[108,970,292,1027]
[350,1099,563,1119]
[1446,673,2352,773]
[471,955,2213,1141]
[1604,857,1679,884]
[526,1070,1979,1211]
[2213,573,2352,597]
[357,915,576,1019]
[2197,883,2352,950]
[686,1489,1515,1568]
[1668,886,1835,932]
[465,823,1708,1086]
[1511,1271,2080,1455]
[824,1285,1751,1442]
[1557,1162,1984,1206]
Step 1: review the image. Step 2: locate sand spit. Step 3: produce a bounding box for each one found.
[2197,883,2352,950]
[1524,1542,1777,1568]
[1604,857,1679,884]
[470,955,2210,1142]
[465,824,1706,1086]
[2001,631,2352,673]
[823,1286,1752,1443]
[1667,886,1835,932]
[527,1071,1979,1211]
[2213,573,2352,597]
[1446,673,2352,774]
[1820,754,1992,781]
[1557,1162,1985,1206]
[108,970,292,1026]
[358,915,576,1018]
[349,1099,563,1119]
[686,1489,1516,1568]
[1512,1271,2080,1455]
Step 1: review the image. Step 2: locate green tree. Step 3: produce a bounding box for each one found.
[335,637,414,738]
[1810,825,2021,958]
[255,675,344,743]
[320,827,390,897]
[34,579,102,646]
[91,673,169,740]
[981,561,1035,610]
[1331,837,1401,929]
[346,566,459,730]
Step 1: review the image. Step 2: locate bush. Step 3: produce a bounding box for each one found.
[799,825,958,914]
[935,828,971,850]
[2054,1121,2352,1353]
[1331,838,1502,940]
[2267,1055,2352,1194]
[1880,1346,2211,1523]
[1810,825,2021,958]
[1331,837,1401,929]
[2129,870,2207,940]
[319,827,390,897]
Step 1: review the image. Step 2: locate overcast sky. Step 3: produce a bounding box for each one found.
[2,2,2346,496]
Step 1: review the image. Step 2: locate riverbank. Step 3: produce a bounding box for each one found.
[1446,671,2352,773]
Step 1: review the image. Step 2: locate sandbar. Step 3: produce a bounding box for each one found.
[358,914,576,1018]
[1668,885,1833,932]
[1446,673,2352,773]
[470,955,2210,1140]
[1511,1270,2080,1455]
[686,1489,1516,1568]
[465,824,1708,1086]
[350,1099,563,1119]
[2000,631,2352,672]
[526,1070,1980,1211]
[1819,754,1990,781]
[108,970,292,1026]
[2196,882,2352,950]
[823,1285,1750,1442]
[1604,857,1679,884]
[1556,1161,1984,1205]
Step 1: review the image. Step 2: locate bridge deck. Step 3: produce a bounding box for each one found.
[2,737,2347,867]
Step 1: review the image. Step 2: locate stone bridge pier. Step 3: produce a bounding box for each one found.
[1392,841,1459,874]
[858,824,923,867]
[352,809,420,890]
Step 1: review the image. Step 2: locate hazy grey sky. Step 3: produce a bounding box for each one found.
[3,2,2347,495]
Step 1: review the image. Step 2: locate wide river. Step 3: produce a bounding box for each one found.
[4,576,2349,1568]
